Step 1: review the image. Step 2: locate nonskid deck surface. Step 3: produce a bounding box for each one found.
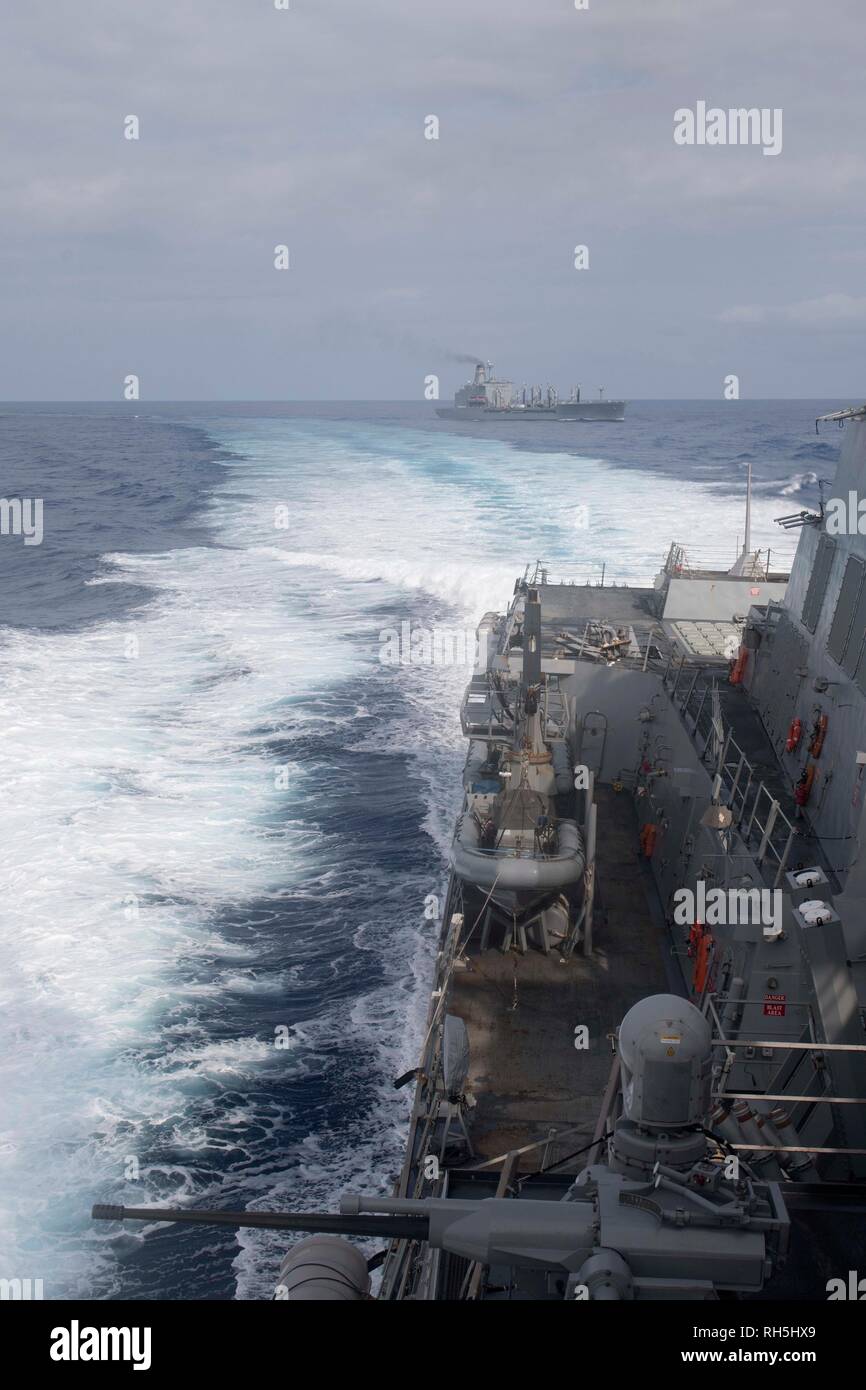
[535,580,658,637]
[449,785,670,1169]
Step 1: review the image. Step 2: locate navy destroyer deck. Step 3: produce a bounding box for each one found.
[92,410,866,1303]
[448,785,671,1169]
[526,574,837,890]
[535,579,657,632]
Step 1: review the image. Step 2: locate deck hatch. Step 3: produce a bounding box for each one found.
[801,533,836,632]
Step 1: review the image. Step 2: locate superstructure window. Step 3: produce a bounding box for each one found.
[801,533,836,633]
[828,555,866,666]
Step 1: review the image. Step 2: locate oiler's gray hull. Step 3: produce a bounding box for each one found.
[435,402,626,422]
[435,406,557,421]
[556,400,626,421]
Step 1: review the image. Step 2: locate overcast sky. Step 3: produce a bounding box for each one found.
[2,0,865,400]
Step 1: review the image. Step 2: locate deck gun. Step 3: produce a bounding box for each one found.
[94,996,790,1300]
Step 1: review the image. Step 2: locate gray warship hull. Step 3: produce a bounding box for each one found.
[95,403,866,1306]
[435,400,626,422]
[435,405,557,421]
[371,411,866,1300]
[555,398,626,421]
[436,363,627,422]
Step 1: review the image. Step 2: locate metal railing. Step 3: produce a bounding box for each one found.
[662,541,775,580]
[664,667,798,887]
[704,993,866,1156]
[379,894,468,1300]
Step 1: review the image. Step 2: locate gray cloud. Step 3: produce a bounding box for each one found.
[720,294,866,328]
[2,0,865,398]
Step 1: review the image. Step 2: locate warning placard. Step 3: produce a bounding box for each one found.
[763,993,786,1017]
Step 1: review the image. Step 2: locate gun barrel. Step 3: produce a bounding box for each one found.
[92,1204,430,1240]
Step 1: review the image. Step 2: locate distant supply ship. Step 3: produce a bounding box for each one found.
[435,362,627,422]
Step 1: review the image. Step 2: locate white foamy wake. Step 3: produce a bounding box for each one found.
[0,534,361,1295]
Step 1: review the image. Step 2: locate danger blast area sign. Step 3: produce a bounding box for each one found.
[763,993,786,1017]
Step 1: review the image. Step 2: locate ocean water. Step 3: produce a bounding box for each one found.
[0,400,842,1299]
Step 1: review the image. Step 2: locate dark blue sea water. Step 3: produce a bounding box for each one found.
[0,400,845,1298]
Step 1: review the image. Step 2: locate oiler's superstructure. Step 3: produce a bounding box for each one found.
[95,404,866,1301]
[435,362,627,421]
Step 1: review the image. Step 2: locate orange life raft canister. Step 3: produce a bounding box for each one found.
[639,822,658,858]
[729,646,748,685]
[809,714,828,758]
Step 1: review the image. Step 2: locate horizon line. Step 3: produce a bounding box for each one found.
[0,396,860,406]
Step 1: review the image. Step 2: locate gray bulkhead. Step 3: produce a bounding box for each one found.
[745,413,866,963]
